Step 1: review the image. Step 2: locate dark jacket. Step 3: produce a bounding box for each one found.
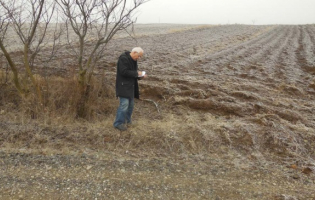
[115,51,140,99]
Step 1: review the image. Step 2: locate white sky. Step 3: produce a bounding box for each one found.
[136,0,315,25]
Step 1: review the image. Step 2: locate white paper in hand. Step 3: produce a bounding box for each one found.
[139,71,146,77]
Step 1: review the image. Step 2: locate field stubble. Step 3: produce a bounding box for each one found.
[1,24,315,199]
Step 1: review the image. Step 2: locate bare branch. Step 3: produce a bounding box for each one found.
[142,99,160,113]
[29,0,58,65]
[57,0,150,87]
[0,0,65,101]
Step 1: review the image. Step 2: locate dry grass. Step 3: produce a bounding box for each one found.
[1,69,315,168]
[168,25,214,34]
[2,24,315,169]
[1,71,215,156]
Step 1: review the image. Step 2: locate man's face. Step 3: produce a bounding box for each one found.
[131,51,143,61]
[137,52,143,60]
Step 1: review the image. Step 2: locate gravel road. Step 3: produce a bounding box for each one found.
[1,150,314,200]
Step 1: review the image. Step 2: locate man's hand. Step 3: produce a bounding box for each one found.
[138,71,147,78]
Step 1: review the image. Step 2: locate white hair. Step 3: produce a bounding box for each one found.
[131,47,144,54]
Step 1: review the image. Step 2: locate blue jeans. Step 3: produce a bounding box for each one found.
[113,97,134,127]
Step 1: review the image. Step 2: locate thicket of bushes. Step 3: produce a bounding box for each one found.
[0,70,116,122]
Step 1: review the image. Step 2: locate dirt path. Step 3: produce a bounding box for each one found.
[1,150,314,200]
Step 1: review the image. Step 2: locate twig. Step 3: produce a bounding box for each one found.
[142,98,160,113]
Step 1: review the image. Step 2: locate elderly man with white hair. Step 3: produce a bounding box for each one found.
[113,47,148,131]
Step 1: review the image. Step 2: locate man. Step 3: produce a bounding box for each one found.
[113,47,148,131]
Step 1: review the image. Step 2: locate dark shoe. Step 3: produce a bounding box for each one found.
[115,124,127,131]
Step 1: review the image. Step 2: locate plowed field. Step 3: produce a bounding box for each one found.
[106,24,315,160]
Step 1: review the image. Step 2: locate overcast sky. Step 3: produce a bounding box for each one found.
[136,0,315,25]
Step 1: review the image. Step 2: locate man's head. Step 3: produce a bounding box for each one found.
[130,47,144,61]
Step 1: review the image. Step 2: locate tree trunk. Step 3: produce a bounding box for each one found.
[0,40,24,96]
[24,44,43,104]
[76,84,90,118]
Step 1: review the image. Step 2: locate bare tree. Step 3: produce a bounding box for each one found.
[0,0,24,94]
[0,0,62,103]
[57,0,149,117]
